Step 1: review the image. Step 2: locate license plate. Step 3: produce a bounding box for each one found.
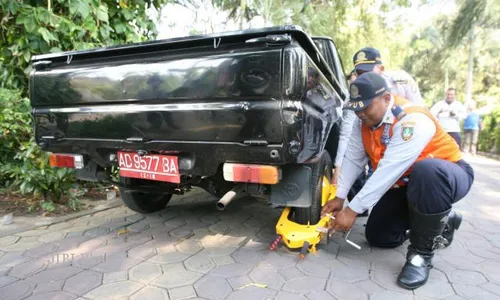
[118,151,180,183]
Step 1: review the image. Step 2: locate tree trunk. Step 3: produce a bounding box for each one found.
[465,23,474,105]
[239,0,246,30]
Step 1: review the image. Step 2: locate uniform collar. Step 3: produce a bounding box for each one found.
[373,95,395,129]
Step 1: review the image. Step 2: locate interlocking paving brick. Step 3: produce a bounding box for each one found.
[210,263,253,278]
[152,267,202,289]
[91,253,141,273]
[9,259,48,279]
[354,280,385,295]
[275,291,307,300]
[0,236,20,247]
[454,283,500,299]
[0,251,30,268]
[480,282,500,297]
[305,291,337,300]
[371,291,413,300]
[169,285,197,300]
[170,227,194,239]
[0,280,36,300]
[63,270,102,296]
[24,243,59,259]
[175,240,203,254]
[200,246,238,258]
[257,252,298,270]
[249,266,285,290]
[26,266,83,284]
[129,262,163,284]
[327,279,369,300]
[102,270,128,284]
[194,275,232,300]
[127,240,157,260]
[371,271,413,295]
[84,281,144,299]
[130,286,170,300]
[279,267,305,281]
[449,269,487,285]
[184,253,216,273]
[148,251,192,264]
[208,222,231,235]
[227,285,277,300]
[200,214,221,224]
[32,280,64,294]
[227,275,253,290]
[1,240,42,252]
[212,255,235,266]
[329,263,369,283]
[25,291,76,300]
[231,248,266,266]
[38,232,66,244]
[83,227,109,237]
[283,276,327,294]
[297,259,331,278]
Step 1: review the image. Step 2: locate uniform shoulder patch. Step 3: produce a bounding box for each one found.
[401,121,415,141]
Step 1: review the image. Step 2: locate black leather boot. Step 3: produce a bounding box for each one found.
[397,206,450,290]
[441,211,462,248]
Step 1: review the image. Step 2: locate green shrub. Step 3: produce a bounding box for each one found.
[478,108,500,154]
[0,88,76,203]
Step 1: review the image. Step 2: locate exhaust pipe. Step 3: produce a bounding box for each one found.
[216,186,243,211]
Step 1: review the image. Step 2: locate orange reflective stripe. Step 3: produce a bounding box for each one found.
[361,96,462,182]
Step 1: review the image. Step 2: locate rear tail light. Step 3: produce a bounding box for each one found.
[49,154,84,169]
[223,163,280,184]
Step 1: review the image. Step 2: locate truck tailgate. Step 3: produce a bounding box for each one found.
[31,47,283,144]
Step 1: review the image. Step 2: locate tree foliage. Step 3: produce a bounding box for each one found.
[0,0,167,91]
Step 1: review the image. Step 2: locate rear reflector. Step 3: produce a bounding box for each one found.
[49,154,84,169]
[223,163,280,184]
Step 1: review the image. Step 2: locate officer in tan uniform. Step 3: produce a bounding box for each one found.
[322,72,474,289]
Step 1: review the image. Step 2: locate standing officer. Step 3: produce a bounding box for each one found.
[321,72,474,289]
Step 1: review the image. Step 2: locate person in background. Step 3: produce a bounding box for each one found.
[430,88,467,148]
[463,101,482,155]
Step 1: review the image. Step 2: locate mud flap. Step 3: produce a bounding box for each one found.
[270,165,312,208]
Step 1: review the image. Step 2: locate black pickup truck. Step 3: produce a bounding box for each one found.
[29,25,348,225]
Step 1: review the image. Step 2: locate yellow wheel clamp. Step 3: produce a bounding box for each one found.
[269,176,336,258]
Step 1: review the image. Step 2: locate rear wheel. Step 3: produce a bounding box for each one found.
[119,177,173,214]
[119,188,172,214]
[292,151,333,225]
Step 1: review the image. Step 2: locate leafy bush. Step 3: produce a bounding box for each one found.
[0,88,76,203]
[478,108,500,154]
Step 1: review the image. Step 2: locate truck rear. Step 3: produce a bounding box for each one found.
[29,25,347,224]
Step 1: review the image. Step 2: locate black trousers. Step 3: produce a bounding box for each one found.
[365,158,474,248]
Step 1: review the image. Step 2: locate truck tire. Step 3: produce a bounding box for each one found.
[119,188,172,214]
[292,151,333,225]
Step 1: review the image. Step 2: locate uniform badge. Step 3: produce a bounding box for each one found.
[401,122,415,141]
[356,51,367,63]
[350,84,359,98]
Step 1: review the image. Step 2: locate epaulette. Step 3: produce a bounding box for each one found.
[391,105,406,120]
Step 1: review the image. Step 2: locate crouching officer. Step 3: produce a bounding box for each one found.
[321,72,474,289]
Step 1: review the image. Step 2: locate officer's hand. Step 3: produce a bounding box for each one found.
[450,110,456,117]
[321,197,344,217]
[330,207,358,231]
[332,167,340,185]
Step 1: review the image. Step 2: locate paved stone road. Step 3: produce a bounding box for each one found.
[0,155,499,300]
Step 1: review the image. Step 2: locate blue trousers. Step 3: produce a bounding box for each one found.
[365,158,474,248]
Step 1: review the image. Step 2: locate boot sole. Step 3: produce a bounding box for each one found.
[397,277,429,290]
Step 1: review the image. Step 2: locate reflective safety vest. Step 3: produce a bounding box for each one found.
[361,96,462,184]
